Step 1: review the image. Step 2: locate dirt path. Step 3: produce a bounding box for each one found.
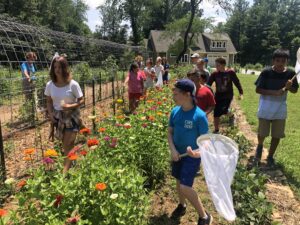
[148,99,300,225]
[232,99,300,225]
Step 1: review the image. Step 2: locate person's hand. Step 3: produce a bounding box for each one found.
[238,94,243,100]
[285,79,293,90]
[62,103,75,110]
[276,88,286,96]
[187,146,201,158]
[27,77,31,83]
[171,150,180,162]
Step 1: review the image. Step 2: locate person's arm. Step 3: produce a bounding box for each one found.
[62,97,84,110]
[256,87,285,96]
[206,72,215,86]
[168,127,180,161]
[21,63,31,81]
[124,74,129,86]
[231,71,243,97]
[46,96,56,123]
[205,90,215,116]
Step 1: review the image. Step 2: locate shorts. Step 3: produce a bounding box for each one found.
[214,98,232,117]
[171,157,201,187]
[258,118,286,138]
[54,118,79,132]
[163,74,169,82]
[128,93,142,100]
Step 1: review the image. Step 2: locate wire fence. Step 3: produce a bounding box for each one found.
[0,18,153,184]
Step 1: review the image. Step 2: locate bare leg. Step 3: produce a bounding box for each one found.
[180,184,206,217]
[268,137,280,158]
[129,98,135,113]
[214,117,220,132]
[176,180,186,205]
[62,131,77,174]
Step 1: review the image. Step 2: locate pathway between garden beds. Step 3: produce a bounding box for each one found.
[149,99,300,225]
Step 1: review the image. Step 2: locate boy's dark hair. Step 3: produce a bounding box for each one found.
[272,49,289,59]
[215,57,226,65]
[129,62,139,72]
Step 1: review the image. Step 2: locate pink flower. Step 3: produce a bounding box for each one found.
[43,157,54,164]
[115,123,123,127]
[142,123,148,128]
[111,137,118,143]
[109,143,117,148]
[104,136,110,141]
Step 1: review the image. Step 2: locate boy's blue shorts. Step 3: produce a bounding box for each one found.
[171,157,201,187]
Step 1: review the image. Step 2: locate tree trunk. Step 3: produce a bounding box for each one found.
[175,0,201,64]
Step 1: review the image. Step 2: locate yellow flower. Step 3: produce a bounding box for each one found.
[44,149,58,157]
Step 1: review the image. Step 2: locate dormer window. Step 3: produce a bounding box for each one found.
[211,41,226,49]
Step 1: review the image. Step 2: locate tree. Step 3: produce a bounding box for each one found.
[95,0,127,43]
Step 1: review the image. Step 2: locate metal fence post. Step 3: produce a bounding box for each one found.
[92,78,96,133]
[112,71,116,116]
[99,71,102,101]
[0,121,6,182]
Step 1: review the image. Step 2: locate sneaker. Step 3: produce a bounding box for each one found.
[198,212,213,225]
[266,156,275,168]
[170,204,186,219]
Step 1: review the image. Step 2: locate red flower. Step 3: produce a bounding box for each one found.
[0,209,7,217]
[66,215,80,224]
[17,180,27,189]
[53,194,63,208]
[157,101,162,105]
[79,128,91,135]
[95,183,107,191]
[87,139,99,147]
[98,127,106,133]
[80,150,88,156]
[142,123,148,128]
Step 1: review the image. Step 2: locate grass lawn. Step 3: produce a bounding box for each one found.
[236,74,300,196]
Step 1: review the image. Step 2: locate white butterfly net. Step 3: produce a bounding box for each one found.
[197,134,239,221]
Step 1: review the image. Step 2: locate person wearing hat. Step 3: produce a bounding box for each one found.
[203,57,212,74]
[168,79,213,225]
[191,53,200,65]
[187,69,215,116]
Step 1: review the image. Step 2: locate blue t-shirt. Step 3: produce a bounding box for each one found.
[21,62,36,78]
[163,63,170,76]
[169,106,208,154]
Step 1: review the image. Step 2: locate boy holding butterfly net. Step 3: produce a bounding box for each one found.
[254,49,299,167]
[168,79,213,225]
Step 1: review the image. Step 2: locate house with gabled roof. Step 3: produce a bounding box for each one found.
[147,30,237,66]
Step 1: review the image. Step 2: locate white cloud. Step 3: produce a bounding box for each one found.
[84,0,105,10]
[201,0,227,25]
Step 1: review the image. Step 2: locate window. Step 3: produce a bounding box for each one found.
[181,54,188,63]
[211,41,226,49]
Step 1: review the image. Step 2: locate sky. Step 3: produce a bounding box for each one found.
[84,0,230,32]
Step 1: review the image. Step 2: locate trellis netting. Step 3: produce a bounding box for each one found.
[197,134,239,221]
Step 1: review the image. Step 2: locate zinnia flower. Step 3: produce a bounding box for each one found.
[111,137,118,143]
[17,180,26,188]
[109,143,117,148]
[0,209,7,217]
[142,123,148,128]
[98,127,106,132]
[123,123,131,129]
[95,183,107,191]
[115,123,123,127]
[104,136,110,141]
[43,157,54,164]
[116,115,125,119]
[68,153,78,161]
[66,215,80,224]
[79,128,91,135]
[116,99,123,104]
[157,101,162,105]
[24,148,35,155]
[4,178,15,185]
[23,156,32,161]
[44,149,58,157]
[87,139,99,147]
[53,194,63,208]
[80,150,87,156]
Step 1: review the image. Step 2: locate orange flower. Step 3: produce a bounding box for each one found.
[146,100,154,104]
[24,148,35,155]
[24,156,33,161]
[148,116,155,121]
[44,149,58,157]
[116,115,125,119]
[68,153,78,161]
[80,150,88,156]
[17,180,27,188]
[0,209,7,217]
[95,183,107,191]
[157,101,162,105]
[87,139,99,147]
[98,127,106,133]
[156,112,163,116]
[79,128,91,135]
